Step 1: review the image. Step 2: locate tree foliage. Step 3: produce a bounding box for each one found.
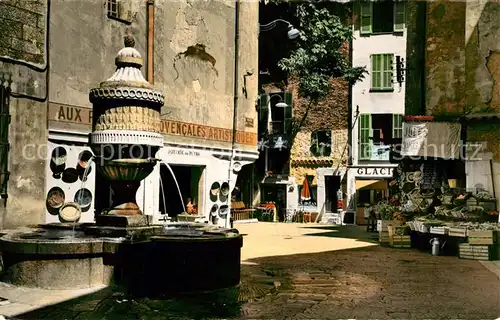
[277,3,367,102]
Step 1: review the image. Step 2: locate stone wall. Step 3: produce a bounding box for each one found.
[287,72,349,185]
[154,0,259,152]
[464,1,500,113]
[0,0,47,66]
[425,1,466,117]
[0,0,48,228]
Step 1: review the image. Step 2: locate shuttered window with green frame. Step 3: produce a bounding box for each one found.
[359,1,405,35]
[392,114,403,139]
[258,93,270,135]
[371,54,394,91]
[359,114,372,161]
[360,2,372,35]
[393,1,405,32]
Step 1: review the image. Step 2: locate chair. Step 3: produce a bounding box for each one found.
[303,212,312,223]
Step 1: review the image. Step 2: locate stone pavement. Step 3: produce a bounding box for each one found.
[0,223,499,319]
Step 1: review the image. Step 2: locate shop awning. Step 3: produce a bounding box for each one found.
[356,180,388,190]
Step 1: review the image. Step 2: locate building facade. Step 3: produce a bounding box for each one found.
[0,0,259,229]
[253,2,350,223]
[402,0,500,213]
[346,0,407,224]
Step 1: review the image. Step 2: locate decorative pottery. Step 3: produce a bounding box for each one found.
[59,202,82,222]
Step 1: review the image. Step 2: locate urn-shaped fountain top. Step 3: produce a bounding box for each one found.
[89,33,164,107]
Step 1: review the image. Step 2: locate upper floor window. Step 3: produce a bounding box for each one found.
[107,0,134,24]
[360,1,405,35]
[310,130,332,157]
[371,53,394,91]
[359,113,403,161]
[257,92,293,136]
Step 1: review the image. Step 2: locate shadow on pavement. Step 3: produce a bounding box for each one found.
[11,233,500,320]
[299,225,380,243]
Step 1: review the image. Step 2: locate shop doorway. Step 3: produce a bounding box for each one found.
[159,164,205,220]
[325,175,341,213]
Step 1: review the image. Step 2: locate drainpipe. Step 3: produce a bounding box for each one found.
[228,0,241,227]
[146,0,155,84]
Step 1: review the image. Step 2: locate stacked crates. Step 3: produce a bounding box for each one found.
[459,230,500,261]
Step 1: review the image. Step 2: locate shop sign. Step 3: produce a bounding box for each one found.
[167,148,201,157]
[356,167,394,178]
[160,120,257,146]
[48,103,92,125]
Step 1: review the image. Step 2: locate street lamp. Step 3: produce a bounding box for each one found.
[269,94,288,108]
[260,19,300,40]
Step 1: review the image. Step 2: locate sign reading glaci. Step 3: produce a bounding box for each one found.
[356,167,394,178]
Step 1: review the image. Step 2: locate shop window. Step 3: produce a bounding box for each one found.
[360,1,405,35]
[107,0,134,24]
[0,82,10,202]
[359,113,404,161]
[371,53,394,91]
[310,130,332,157]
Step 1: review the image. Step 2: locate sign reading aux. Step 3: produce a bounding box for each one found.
[49,103,92,125]
[356,167,394,177]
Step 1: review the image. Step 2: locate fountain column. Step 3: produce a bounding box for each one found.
[88,32,164,229]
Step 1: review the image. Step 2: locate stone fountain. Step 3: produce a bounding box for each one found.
[84,32,164,238]
[0,33,243,296]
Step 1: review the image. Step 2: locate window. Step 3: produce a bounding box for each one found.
[107,0,133,24]
[371,53,394,91]
[258,92,293,136]
[392,114,403,139]
[310,130,332,157]
[360,1,405,35]
[359,113,403,161]
[359,114,371,160]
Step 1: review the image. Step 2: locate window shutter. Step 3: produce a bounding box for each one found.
[258,94,269,129]
[371,54,381,90]
[360,2,372,35]
[392,114,403,139]
[284,92,293,134]
[394,1,405,32]
[359,114,372,160]
[383,54,394,90]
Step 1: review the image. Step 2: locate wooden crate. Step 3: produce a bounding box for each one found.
[379,231,390,243]
[430,226,448,235]
[377,220,394,232]
[468,230,499,245]
[459,243,500,261]
[390,235,412,248]
[449,227,468,238]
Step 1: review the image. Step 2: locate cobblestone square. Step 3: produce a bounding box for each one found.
[7,224,499,320]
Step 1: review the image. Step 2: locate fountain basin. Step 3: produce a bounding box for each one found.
[0,223,243,294]
[95,158,158,181]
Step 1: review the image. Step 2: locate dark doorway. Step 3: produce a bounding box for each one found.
[325,175,341,213]
[159,164,191,220]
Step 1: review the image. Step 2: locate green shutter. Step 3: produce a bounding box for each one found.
[258,94,269,131]
[372,54,394,90]
[284,92,293,134]
[394,2,405,32]
[371,54,381,90]
[360,2,372,35]
[359,114,372,160]
[392,114,403,139]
